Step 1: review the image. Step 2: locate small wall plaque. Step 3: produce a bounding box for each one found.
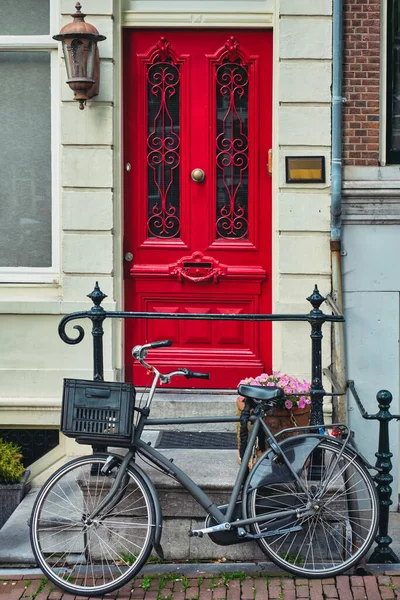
[285,156,325,183]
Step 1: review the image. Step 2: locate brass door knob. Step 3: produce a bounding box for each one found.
[191,168,205,183]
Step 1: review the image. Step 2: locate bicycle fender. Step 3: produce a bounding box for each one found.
[245,434,326,493]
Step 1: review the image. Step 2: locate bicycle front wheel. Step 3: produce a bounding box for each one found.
[247,438,378,577]
[30,454,155,597]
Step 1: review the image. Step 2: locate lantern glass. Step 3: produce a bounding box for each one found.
[61,41,72,79]
[86,41,96,79]
[70,38,86,78]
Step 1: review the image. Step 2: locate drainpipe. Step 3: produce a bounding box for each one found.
[331,0,346,423]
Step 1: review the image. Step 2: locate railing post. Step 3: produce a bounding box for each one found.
[88,282,107,382]
[307,285,326,425]
[87,282,107,455]
[368,389,399,563]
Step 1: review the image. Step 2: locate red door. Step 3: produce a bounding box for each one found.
[123,29,273,388]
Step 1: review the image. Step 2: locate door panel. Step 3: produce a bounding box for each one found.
[123,29,273,387]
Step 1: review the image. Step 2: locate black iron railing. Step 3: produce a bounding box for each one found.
[58,282,345,426]
[59,282,400,565]
[347,380,400,564]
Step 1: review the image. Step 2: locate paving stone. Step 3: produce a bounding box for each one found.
[268,584,282,598]
[351,577,366,588]
[170,592,185,600]
[47,591,64,600]
[336,576,353,600]
[0,582,12,596]
[379,586,395,599]
[296,585,310,598]
[282,580,295,590]
[212,589,227,600]
[34,581,57,600]
[187,586,201,599]
[4,580,28,600]
[364,576,381,600]
[241,580,256,600]
[322,585,338,598]
[352,587,368,600]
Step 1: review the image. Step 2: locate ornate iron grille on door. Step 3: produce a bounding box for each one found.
[147,37,181,238]
[215,37,249,240]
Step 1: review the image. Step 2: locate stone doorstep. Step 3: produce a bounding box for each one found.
[141,392,238,432]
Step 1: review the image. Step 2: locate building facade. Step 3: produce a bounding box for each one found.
[342,0,400,502]
[1,0,395,497]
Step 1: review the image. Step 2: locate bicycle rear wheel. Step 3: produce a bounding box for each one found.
[247,438,378,577]
[30,454,155,597]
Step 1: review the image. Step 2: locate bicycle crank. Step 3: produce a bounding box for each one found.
[245,525,303,539]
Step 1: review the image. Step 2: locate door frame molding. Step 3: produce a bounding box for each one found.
[122,12,273,28]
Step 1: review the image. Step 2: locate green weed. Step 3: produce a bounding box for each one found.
[181,575,190,590]
[141,575,152,591]
[24,578,48,600]
[118,551,137,565]
[221,571,246,587]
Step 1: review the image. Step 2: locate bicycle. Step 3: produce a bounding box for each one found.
[30,340,379,597]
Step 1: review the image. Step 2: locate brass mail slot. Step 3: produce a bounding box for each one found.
[183,262,212,269]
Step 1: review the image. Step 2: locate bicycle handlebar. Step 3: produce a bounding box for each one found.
[131,341,210,382]
[148,340,173,349]
[178,368,210,380]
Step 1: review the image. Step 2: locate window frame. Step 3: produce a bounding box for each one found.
[387,0,400,164]
[0,4,60,284]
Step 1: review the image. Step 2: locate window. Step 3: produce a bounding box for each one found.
[0,1,58,282]
[387,0,400,163]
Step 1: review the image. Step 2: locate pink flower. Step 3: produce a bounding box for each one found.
[237,371,311,410]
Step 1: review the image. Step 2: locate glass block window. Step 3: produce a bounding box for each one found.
[388,0,400,163]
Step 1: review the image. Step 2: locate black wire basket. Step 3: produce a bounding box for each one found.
[61,379,135,447]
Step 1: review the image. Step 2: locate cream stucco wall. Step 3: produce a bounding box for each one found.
[0,0,333,479]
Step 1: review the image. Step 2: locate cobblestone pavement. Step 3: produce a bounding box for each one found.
[1,572,400,600]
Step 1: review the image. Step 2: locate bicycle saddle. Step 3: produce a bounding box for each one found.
[238,384,284,403]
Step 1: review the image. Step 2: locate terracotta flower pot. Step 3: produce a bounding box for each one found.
[236,398,311,465]
[263,404,311,436]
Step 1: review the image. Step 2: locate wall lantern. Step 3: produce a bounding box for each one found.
[53,2,106,110]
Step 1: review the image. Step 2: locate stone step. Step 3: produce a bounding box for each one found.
[143,390,238,432]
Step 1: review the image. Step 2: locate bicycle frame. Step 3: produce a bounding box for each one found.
[87,407,338,540]
[85,348,352,540]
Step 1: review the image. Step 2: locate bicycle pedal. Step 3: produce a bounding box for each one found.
[188,529,203,538]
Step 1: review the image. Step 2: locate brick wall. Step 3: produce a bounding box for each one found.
[342,0,380,166]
